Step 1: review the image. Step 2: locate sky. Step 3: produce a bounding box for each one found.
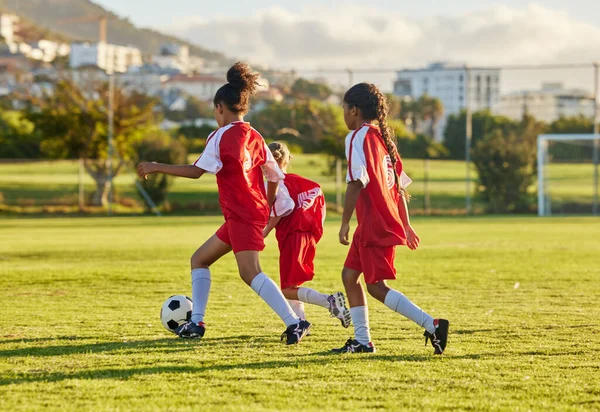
[93,0,600,92]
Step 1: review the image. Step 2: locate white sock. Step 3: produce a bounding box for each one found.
[384,289,436,334]
[350,306,371,345]
[288,300,306,320]
[297,287,330,309]
[190,268,211,324]
[251,273,299,327]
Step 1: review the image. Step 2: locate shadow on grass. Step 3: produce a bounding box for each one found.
[0,351,496,387]
[0,335,271,359]
[0,336,97,344]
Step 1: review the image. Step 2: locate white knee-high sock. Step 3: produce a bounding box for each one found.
[384,289,435,334]
[297,287,330,308]
[251,273,299,327]
[288,300,306,320]
[350,306,371,345]
[191,268,211,324]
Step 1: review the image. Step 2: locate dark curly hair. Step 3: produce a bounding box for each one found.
[213,62,260,114]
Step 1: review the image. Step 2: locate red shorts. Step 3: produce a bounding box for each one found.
[215,219,265,253]
[344,231,396,284]
[279,232,316,290]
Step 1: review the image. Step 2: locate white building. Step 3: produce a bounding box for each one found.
[116,69,165,96]
[152,44,206,74]
[394,62,501,140]
[70,42,143,73]
[0,14,18,45]
[163,74,224,101]
[496,83,594,123]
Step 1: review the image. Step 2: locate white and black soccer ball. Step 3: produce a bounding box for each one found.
[160,295,193,333]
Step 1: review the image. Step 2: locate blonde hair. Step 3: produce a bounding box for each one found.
[268,141,291,169]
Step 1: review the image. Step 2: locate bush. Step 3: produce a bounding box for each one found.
[471,115,543,214]
[444,110,519,160]
[135,132,188,211]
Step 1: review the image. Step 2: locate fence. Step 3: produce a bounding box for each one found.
[0,156,480,215]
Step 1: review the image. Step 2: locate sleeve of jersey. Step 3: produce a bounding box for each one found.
[271,184,295,218]
[261,143,285,182]
[395,156,412,188]
[193,131,222,174]
[345,133,370,188]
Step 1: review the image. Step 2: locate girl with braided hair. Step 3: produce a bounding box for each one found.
[332,83,449,354]
[137,63,311,345]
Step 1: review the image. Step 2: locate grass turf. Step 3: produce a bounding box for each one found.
[1,215,599,410]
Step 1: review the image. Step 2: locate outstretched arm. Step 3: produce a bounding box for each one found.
[339,180,363,245]
[137,162,205,180]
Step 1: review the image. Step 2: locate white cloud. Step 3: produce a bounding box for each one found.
[167,3,600,69]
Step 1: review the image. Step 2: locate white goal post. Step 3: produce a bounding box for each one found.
[537,134,600,216]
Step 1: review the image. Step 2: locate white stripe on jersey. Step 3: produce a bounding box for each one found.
[193,123,236,174]
[345,125,370,188]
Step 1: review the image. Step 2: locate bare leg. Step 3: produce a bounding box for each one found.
[191,234,231,269]
[342,267,366,308]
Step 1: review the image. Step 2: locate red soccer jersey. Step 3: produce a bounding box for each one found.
[271,174,326,244]
[346,123,407,247]
[194,121,284,224]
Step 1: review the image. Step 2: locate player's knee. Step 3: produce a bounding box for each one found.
[366,281,388,300]
[190,252,209,269]
[341,268,359,287]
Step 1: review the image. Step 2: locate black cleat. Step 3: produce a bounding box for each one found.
[281,320,311,345]
[424,319,449,354]
[175,321,206,339]
[332,338,376,353]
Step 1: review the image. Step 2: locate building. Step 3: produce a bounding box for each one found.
[496,83,594,123]
[69,42,142,73]
[162,74,225,101]
[116,66,164,96]
[0,14,19,45]
[152,44,206,75]
[394,62,501,140]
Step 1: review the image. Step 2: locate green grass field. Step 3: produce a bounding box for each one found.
[1,215,599,410]
[1,155,596,214]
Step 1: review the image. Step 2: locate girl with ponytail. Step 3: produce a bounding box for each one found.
[332,83,449,355]
[137,62,311,345]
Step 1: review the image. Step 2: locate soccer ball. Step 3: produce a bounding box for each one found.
[160,295,193,333]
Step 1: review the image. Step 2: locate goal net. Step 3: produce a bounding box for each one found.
[537,134,599,216]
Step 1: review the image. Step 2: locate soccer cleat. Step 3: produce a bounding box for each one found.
[424,319,449,355]
[280,320,311,345]
[327,292,352,328]
[332,338,376,353]
[175,321,206,339]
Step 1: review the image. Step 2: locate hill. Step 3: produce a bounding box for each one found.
[0,0,229,63]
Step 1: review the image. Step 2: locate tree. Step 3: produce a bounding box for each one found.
[548,115,594,161]
[250,99,347,157]
[471,115,544,213]
[135,130,188,211]
[417,95,444,140]
[290,78,333,101]
[26,79,158,207]
[0,111,41,158]
[444,110,519,160]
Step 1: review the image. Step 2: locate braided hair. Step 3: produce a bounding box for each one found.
[213,62,260,114]
[344,83,408,198]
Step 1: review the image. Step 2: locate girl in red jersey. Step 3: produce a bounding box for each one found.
[263,142,351,328]
[137,63,310,345]
[332,83,449,354]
